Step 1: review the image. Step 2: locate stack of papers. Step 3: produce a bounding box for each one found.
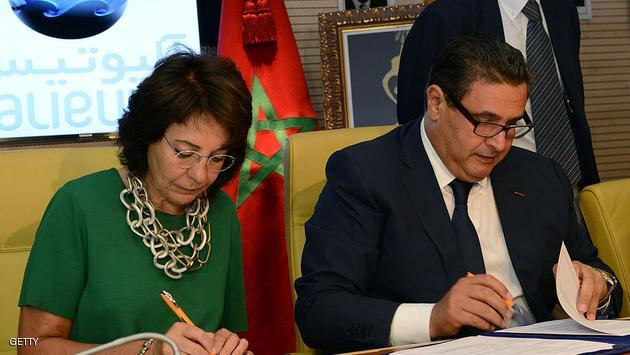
[391,336,612,354]
[498,318,624,336]
[393,243,630,354]
[553,243,630,336]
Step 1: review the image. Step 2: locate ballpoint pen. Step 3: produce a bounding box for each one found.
[161,291,218,355]
[466,272,514,307]
[161,290,195,325]
[466,272,525,327]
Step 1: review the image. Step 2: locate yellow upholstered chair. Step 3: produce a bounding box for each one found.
[0,146,119,355]
[283,125,396,352]
[580,178,630,318]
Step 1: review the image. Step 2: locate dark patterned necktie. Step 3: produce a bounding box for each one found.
[450,179,485,274]
[522,0,581,186]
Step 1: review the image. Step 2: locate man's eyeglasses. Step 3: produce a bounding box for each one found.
[163,135,235,173]
[449,98,533,140]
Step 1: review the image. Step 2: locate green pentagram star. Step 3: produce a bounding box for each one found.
[236,74,317,207]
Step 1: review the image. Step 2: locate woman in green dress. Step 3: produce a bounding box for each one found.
[18,50,253,355]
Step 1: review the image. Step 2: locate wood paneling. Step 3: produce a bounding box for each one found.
[581,0,630,180]
[286,0,338,127]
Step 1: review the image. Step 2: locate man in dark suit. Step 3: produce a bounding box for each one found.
[295,34,621,353]
[396,0,598,188]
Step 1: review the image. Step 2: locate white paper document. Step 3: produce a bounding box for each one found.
[391,335,612,355]
[498,318,619,336]
[556,242,630,335]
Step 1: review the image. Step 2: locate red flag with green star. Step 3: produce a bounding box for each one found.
[218,0,318,353]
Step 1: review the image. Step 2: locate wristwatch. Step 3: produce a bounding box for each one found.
[595,268,618,310]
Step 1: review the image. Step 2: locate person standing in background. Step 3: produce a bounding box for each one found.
[397,0,599,189]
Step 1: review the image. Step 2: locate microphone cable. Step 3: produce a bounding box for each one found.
[75,332,180,355]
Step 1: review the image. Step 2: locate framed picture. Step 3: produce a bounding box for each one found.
[319,5,423,129]
[338,0,395,11]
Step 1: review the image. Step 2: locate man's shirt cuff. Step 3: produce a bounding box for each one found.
[389,303,435,345]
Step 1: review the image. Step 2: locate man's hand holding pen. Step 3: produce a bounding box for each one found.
[429,273,513,339]
[429,261,615,340]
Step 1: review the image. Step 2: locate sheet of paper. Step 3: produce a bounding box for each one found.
[556,242,630,335]
[497,318,619,336]
[391,335,612,355]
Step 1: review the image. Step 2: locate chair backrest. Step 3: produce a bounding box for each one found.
[579,178,630,317]
[0,146,119,355]
[283,125,396,352]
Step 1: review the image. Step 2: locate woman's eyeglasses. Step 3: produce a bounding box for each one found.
[163,135,235,173]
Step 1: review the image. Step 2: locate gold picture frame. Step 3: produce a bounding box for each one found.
[338,0,395,11]
[319,4,424,129]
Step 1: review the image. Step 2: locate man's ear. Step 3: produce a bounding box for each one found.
[426,84,445,122]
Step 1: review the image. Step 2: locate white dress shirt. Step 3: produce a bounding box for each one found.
[389,117,525,345]
[498,0,565,154]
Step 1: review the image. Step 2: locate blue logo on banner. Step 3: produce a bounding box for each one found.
[10,0,127,39]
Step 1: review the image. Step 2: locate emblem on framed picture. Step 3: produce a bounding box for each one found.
[338,0,395,11]
[319,4,424,129]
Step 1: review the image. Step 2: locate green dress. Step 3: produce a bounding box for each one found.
[19,169,247,344]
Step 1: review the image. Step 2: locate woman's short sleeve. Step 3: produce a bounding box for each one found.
[19,185,87,320]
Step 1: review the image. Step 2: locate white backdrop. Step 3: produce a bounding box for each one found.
[0,1,200,140]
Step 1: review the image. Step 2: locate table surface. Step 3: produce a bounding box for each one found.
[337,340,446,355]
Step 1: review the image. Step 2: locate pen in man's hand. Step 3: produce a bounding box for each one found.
[161,290,195,325]
[466,272,514,308]
[466,272,531,329]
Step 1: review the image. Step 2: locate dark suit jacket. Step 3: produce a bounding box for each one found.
[294,120,621,352]
[396,0,599,187]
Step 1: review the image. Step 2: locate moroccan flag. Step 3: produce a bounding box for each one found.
[218,0,318,353]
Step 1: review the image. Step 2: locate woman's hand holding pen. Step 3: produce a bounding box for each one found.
[158,291,253,355]
[206,328,252,355]
[429,273,513,339]
[154,323,253,355]
[155,322,214,355]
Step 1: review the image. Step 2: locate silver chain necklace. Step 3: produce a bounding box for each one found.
[119,172,211,279]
